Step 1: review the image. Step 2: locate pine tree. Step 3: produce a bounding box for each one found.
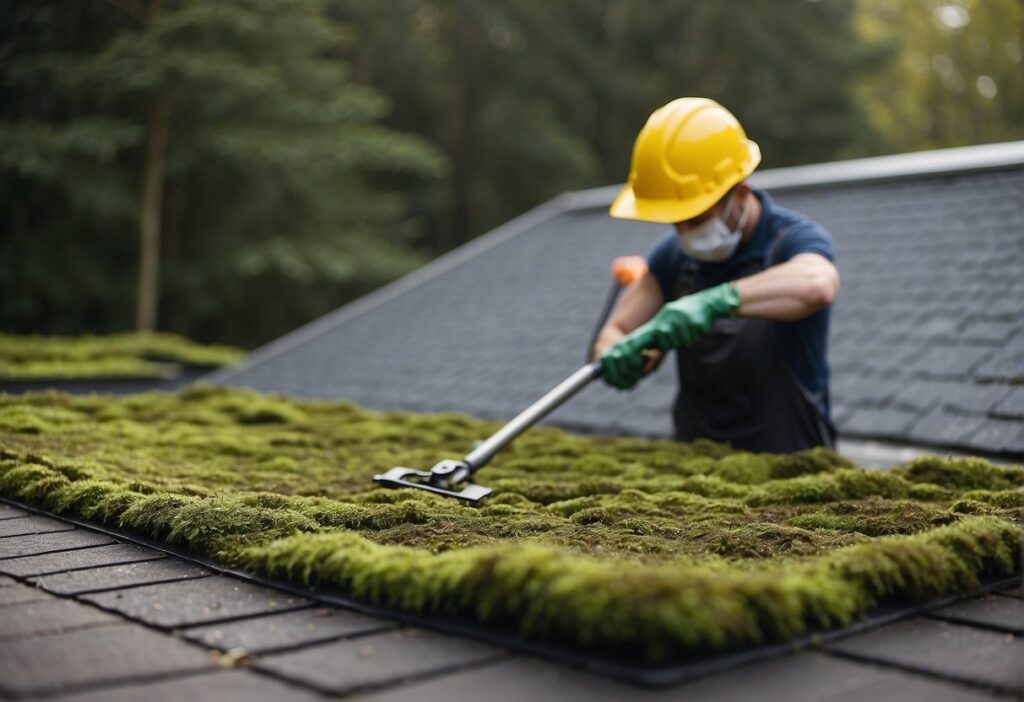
[332,0,885,251]
[0,0,444,345]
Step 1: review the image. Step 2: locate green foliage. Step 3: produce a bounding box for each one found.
[856,0,1024,151]
[0,388,1020,660]
[0,0,444,346]
[5,2,1019,343]
[335,0,883,248]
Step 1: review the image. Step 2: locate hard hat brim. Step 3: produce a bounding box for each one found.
[609,185,723,224]
[609,140,761,224]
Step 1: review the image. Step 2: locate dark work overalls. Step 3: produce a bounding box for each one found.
[670,257,836,453]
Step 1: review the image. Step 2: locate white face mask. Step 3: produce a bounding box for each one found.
[679,193,748,263]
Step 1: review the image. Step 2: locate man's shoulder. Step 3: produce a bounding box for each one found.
[762,193,834,263]
[762,193,830,237]
[646,228,691,300]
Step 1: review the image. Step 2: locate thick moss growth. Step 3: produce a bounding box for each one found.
[0,332,244,379]
[0,387,1020,661]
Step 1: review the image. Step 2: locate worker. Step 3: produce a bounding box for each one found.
[594,98,839,453]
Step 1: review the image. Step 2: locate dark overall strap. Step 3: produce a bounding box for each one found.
[671,259,835,453]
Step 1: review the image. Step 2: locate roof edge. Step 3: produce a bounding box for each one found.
[567,140,1024,211]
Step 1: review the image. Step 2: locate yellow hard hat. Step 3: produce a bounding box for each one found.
[610,98,761,224]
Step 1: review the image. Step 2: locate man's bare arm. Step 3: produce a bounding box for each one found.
[592,272,665,359]
[732,253,839,320]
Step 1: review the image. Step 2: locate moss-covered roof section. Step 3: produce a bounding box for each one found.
[0,332,244,380]
[0,386,1020,661]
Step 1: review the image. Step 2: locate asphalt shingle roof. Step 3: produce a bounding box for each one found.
[214,143,1024,459]
[2,499,1021,699]
[779,167,1024,454]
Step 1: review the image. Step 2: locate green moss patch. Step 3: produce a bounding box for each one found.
[0,387,1021,661]
[0,332,244,379]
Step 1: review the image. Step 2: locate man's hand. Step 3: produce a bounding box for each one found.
[600,283,740,389]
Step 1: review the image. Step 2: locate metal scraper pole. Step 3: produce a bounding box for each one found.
[462,361,603,473]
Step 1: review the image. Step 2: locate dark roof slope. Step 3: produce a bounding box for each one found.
[213,142,1024,458]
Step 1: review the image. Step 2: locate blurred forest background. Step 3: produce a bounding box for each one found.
[2,0,1021,348]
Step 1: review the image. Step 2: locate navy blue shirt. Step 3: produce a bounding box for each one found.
[647,189,834,418]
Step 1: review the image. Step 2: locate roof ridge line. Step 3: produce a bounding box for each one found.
[206,194,575,384]
[565,140,1024,210]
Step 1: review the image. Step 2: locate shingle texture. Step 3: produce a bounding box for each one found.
[0,501,1019,698]
[219,165,1024,457]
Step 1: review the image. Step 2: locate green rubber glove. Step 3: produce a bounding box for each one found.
[600,282,741,389]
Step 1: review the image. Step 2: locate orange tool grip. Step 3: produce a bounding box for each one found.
[610,256,648,286]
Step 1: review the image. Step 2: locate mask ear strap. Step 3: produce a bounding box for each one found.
[733,192,750,232]
[721,190,736,219]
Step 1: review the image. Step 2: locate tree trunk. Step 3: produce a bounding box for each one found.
[446,10,473,251]
[135,87,170,331]
[164,181,185,334]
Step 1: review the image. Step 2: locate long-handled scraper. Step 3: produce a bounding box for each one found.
[373,361,603,503]
[372,256,648,504]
